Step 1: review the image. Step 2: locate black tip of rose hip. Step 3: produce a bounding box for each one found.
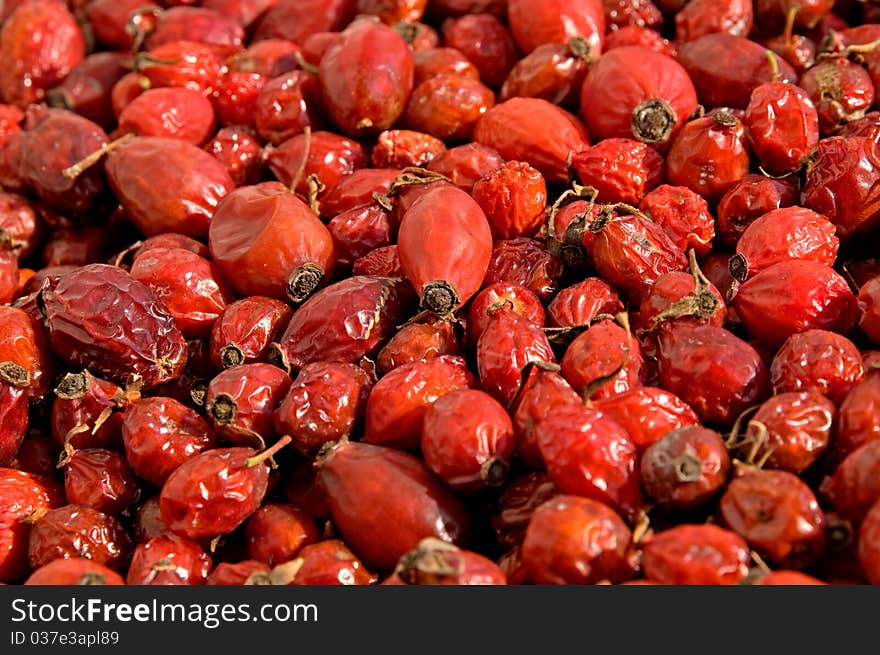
[421,280,459,315]
[631,98,677,144]
[672,453,703,483]
[286,263,324,304]
[0,361,30,389]
[481,457,510,487]
[55,370,89,399]
[712,110,739,128]
[728,253,749,282]
[219,343,245,368]
[207,392,238,424]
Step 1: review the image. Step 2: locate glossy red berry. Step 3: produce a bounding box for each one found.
[245,503,319,567]
[744,81,819,174]
[126,533,211,585]
[28,504,132,571]
[63,448,141,517]
[642,524,749,585]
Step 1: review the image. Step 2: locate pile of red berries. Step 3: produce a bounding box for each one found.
[3,0,880,586]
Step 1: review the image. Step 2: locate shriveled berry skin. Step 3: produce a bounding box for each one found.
[204,125,264,187]
[656,323,770,427]
[403,74,495,143]
[547,278,623,328]
[561,319,644,400]
[316,439,472,571]
[206,560,271,585]
[860,276,880,346]
[716,174,798,249]
[753,0,833,31]
[572,139,664,205]
[394,538,506,585]
[483,238,563,302]
[823,442,880,522]
[209,182,335,303]
[507,0,604,56]
[427,143,503,192]
[159,446,272,540]
[320,168,399,219]
[638,184,715,257]
[596,387,700,452]
[676,34,797,109]
[250,0,355,44]
[801,136,880,241]
[64,448,141,517]
[210,297,292,370]
[638,271,727,334]
[0,368,28,466]
[744,391,834,474]
[27,505,132,572]
[0,468,64,583]
[371,130,445,169]
[25,558,125,585]
[118,87,216,145]
[0,0,85,108]
[858,499,880,584]
[133,497,167,544]
[744,81,819,174]
[245,503,319,567]
[273,362,373,456]
[364,355,474,450]
[536,405,642,520]
[0,306,52,401]
[589,210,688,304]
[413,47,478,87]
[477,309,556,407]
[251,70,322,146]
[674,0,752,42]
[474,98,590,183]
[472,161,546,240]
[580,48,696,149]
[271,276,414,373]
[43,264,187,390]
[267,131,368,199]
[720,468,826,569]
[51,371,124,451]
[732,207,838,281]
[492,472,559,550]
[605,25,674,55]
[666,111,750,204]
[144,6,244,49]
[291,539,378,586]
[122,397,215,487]
[467,282,545,345]
[499,42,589,108]
[640,426,730,510]
[205,363,291,446]
[800,58,875,135]
[126,533,211,585]
[319,19,414,137]
[106,136,235,239]
[836,374,880,458]
[642,524,749,585]
[733,261,858,348]
[378,319,460,373]
[521,495,637,585]
[442,13,517,89]
[421,389,514,492]
[398,184,492,314]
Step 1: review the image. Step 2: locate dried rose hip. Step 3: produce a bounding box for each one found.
[769,329,864,405]
[118,87,216,145]
[0,305,52,400]
[252,70,322,145]
[492,472,559,551]
[122,396,215,487]
[800,58,875,135]
[159,439,289,540]
[656,322,770,426]
[316,439,472,571]
[744,81,820,174]
[51,371,125,451]
[821,441,880,521]
[403,74,495,143]
[580,47,696,149]
[0,364,30,467]
[467,283,545,346]
[288,539,378,585]
[377,318,460,372]
[595,386,700,453]
[677,34,797,109]
[858,498,880,584]
[521,495,637,585]
[204,363,292,447]
[716,174,798,248]
[327,203,393,271]
[547,278,624,328]
[245,503,319,567]
[474,97,590,183]
[28,504,132,571]
[250,0,355,44]
[393,537,506,585]
[398,183,492,314]
[319,18,414,137]
[46,51,128,131]
[572,139,665,205]
[499,41,590,107]
[0,0,85,108]
[719,467,826,569]
[209,297,292,370]
[421,389,514,492]
[638,267,727,334]
[144,6,244,50]
[472,161,547,240]
[733,261,858,348]
[561,318,643,400]
[126,533,212,585]
[426,143,503,191]
[640,426,730,511]
[106,136,235,239]
[674,0,752,42]
[209,182,335,303]
[413,47,478,86]
[836,373,880,458]
[642,524,749,585]
[483,238,564,301]
[273,362,373,456]
[63,448,141,517]
[730,207,838,281]
[43,264,187,390]
[801,136,880,241]
[371,130,445,168]
[206,560,271,585]
[536,404,642,520]
[442,13,516,89]
[270,276,414,374]
[25,558,125,585]
[136,40,225,96]
[507,0,605,56]
[364,355,474,450]
[85,0,161,50]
